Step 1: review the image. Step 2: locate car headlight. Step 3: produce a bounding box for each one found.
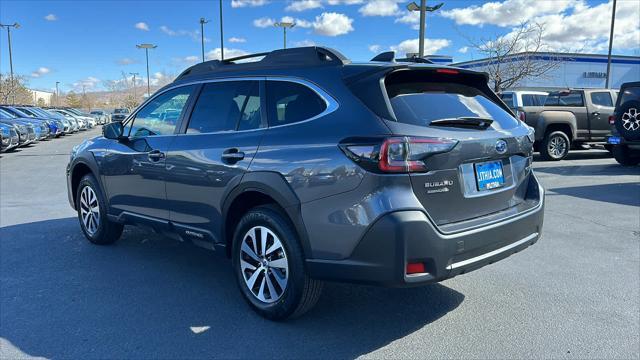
[526,126,535,143]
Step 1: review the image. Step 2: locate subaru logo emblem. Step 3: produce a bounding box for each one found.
[495,140,507,154]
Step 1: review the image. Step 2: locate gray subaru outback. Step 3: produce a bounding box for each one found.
[67,47,544,320]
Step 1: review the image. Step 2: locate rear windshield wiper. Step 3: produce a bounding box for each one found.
[429,117,493,130]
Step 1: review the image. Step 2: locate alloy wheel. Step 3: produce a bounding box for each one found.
[548,135,567,159]
[80,186,100,235]
[622,108,639,131]
[239,226,289,303]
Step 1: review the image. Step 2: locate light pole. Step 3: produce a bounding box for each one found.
[274,22,295,49]
[0,22,20,104]
[129,72,139,100]
[605,0,617,89]
[200,18,210,62]
[82,85,86,110]
[136,43,157,97]
[406,1,443,58]
[219,0,224,60]
[55,81,60,106]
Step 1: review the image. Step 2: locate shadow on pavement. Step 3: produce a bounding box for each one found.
[533,150,612,162]
[550,182,640,207]
[1,217,464,359]
[535,163,640,176]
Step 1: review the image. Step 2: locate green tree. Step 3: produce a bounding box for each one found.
[65,91,82,108]
[0,73,35,104]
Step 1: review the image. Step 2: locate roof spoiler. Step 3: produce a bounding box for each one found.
[177,46,350,79]
[370,51,434,64]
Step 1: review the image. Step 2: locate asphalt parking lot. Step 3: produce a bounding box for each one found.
[1,129,639,359]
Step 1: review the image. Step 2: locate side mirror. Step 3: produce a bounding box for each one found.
[103,121,124,140]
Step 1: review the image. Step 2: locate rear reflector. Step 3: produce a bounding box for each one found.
[406,262,426,274]
[518,111,526,122]
[609,115,615,125]
[436,68,459,75]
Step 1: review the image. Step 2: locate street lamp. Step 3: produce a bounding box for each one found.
[129,72,139,100]
[55,81,60,106]
[219,0,225,60]
[406,1,443,58]
[199,18,210,63]
[605,0,617,88]
[0,22,20,104]
[274,22,295,49]
[136,43,157,97]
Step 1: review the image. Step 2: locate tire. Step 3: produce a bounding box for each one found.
[76,174,123,245]
[614,100,640,141]
[540,131,570,161]
[232,205,322,320]
[612,145,640,166]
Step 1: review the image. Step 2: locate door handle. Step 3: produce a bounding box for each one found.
[147,150,165,161]
[221,148,245,163]
[592,111,600,116]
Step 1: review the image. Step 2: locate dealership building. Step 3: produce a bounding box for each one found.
[449,52,640,90]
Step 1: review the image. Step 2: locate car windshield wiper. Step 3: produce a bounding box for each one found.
[429,117,493,130]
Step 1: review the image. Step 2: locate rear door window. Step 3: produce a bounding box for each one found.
[265,81,327,126]
[499,93,515,110]
[187,81,261,133]
[386,81,519,129]
[590,92,613,107]
[545,91,584,107]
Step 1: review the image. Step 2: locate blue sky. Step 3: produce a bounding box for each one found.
[1,0,638,92]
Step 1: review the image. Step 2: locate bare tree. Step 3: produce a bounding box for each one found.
[0,73,35,104]
[465,22,563,92]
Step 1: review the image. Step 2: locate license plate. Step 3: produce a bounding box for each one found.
[475,160,505,191]
[607,136,621,145]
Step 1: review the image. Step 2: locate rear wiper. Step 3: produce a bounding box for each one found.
[429,117,493,130]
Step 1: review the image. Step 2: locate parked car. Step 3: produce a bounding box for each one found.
[607,81,640,166]
[50,109,88,130]
[498,90,548,121]
[63,108,98,127]
[26,106,72,134]
[518,88,618,160]
[0,113,36,146]
[0,122,20,152]
[67,47,544,320]
[110,108,129,122]
[0,106,52,139]
[54,108,95,128]
[89,110,109,124]
[13,106,64,137]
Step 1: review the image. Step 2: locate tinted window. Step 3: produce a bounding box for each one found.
[387,82,520,129]
[266,81,326,126]
[521,94,547,106]
[590,92,613,107]
[620,86,640,105]
[545,91,584,107]
[128,86,194,138]
[187,81,260,134]
[499,93,515,109]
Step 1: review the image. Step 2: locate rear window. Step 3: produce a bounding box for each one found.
[386,81,519,129]
[521,94,547,106]
[266,81,326,126]
[545,91,584,107]
[619,86,640,106]
[499,93,515,109]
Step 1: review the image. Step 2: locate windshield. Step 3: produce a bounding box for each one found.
[114,108,129,114]
[16,108,38,117]
[0,109,16,119]
[386,82,519,130]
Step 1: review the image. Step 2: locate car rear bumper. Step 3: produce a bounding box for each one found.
[306,174,544,287]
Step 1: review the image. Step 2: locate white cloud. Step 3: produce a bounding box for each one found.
[359,0,401,17]
[184,55,200,63]
[31,67,51,78]
[390,38,451,55]
[281,16,313,28]
[452,0,640,53]
[395,10,420,29]
[327,0,364,4]
[117,58,137,65]
[229,37,247,43]
[253,17,275,28]
[44,14,57,21]
[231,0,269,8]
[135,22,149,31]
[458,46,469,54]
[159,25,177,36]
[312,12,354,36]
[368,44,381,53]
[440,0,576,27]
[295,39,316,47]
[205,48,249,61]
[286,0,323,12]
[73,76,101,90]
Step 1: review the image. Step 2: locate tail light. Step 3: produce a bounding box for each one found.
[406,262,426,274]
[609,115,615,125]
[340,136,458,174]
[518,111,526,122]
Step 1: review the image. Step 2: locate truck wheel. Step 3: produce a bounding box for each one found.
[612,145,640,166]
[615,101,640,141]
[232,205,323,320]
[540,131,570,161]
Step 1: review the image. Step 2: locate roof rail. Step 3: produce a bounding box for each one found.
[370,51,434,64]
[177,46,350,80]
